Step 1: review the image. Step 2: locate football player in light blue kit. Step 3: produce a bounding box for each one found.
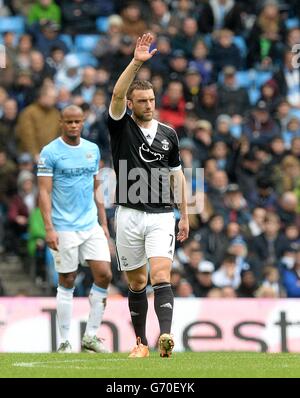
[38,105,112,353]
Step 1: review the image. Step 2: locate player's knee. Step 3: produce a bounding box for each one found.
[94,270,112,287]
[150,270,170,286]
[59,273,76,289]
[129,275,147,291]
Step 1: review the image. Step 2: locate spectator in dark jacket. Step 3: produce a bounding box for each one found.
[251,212,290,267]
[217,66,250,116]
[61,0,102,34]
[210,29,243,77]
[242,100,281,147]
[197,0,244,34]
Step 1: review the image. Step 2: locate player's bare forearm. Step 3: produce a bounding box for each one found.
[38,177,54,232]
[94,177,109,238]
[112,59,143,100]
[38,176,59,250]
[170,170,189,242]
[110,33,157,118]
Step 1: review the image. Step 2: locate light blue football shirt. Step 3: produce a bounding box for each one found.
[37,137,100,231]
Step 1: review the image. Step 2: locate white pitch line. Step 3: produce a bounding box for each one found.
[13,358,129,368]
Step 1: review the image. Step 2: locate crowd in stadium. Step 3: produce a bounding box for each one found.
[1,0,300,299]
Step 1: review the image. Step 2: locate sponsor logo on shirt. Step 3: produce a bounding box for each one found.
[139,143,164,163]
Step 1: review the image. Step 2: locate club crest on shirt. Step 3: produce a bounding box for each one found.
[86,152,94,161]
[161,139,170,151]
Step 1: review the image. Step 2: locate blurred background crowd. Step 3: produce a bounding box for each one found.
[1,0,300,299]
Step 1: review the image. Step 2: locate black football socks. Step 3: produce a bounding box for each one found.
[128,286,148,346]
[153,283,174,335]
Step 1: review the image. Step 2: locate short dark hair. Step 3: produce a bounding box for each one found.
[127,80,153,100]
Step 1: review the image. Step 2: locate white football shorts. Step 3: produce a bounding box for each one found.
[50,223,111,273]
[115,206,176,271]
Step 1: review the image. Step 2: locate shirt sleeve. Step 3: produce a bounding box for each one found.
[37,147,55,177]
[168,131,182,171]
[94,146,101,175]
[107,109,128,136]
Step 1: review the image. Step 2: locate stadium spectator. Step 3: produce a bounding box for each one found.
[72,66,97,104]
[159,79,186,129]
[55,53,82,91]
[175,278,195,297]
[0,98,18,161]
[16,86,60,160]
[273,49,300,108]
[276,191,300,228]
[60,0,101,34]
[212,253,241,289]
[192,119,213,164]
[213,114,235,148]
[33,19,68,58]
[201,214,228,267]
[247,1,286,69]
[93,14,123,61]
[183,67,203,115]
[28,0,61,26]
[210,29,244,76]
[189,39,213,85]
[258,79,280,114]
[197,85,219,125]
[236,269,258,297]
[0,87,8,117]
[251,212,290,269]
[290,136,300,158]
[168,49,188,81]
[149,0,173,35]
[272,155,300,195]
[119,1,147,39]
[148,35,171,80]
[221,183,251,225]
[192,260,216,297]
[171,17,201,59]
[197,0,244,34]
[7,170,37,256]
[282,116,300,150]
[282,247,300,297]
[261,265,285,297]
[207,169,229,212]
[0,150,17,211]
[242,100,281,147]
[217,66,250,116]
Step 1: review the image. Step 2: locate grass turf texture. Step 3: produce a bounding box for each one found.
[0,352,300,378]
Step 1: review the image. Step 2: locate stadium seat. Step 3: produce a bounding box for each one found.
[248,87,261,105]
[0,16,25,34]
[69,52,98,67]
[59,34,74,51]
[219,70,252,88]
[254,71,273,88]
[233,36,247,58]
[285,17,300,29]
[74,34,101,53]
[96,16,109,33]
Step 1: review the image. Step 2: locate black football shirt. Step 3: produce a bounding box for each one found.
[107,112,181,213]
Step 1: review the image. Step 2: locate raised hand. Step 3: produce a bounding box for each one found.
[134,33,157,63]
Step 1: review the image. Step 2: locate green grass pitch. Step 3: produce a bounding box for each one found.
[0,352,300,378]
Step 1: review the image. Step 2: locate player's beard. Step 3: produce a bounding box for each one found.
[136,110,153,122]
